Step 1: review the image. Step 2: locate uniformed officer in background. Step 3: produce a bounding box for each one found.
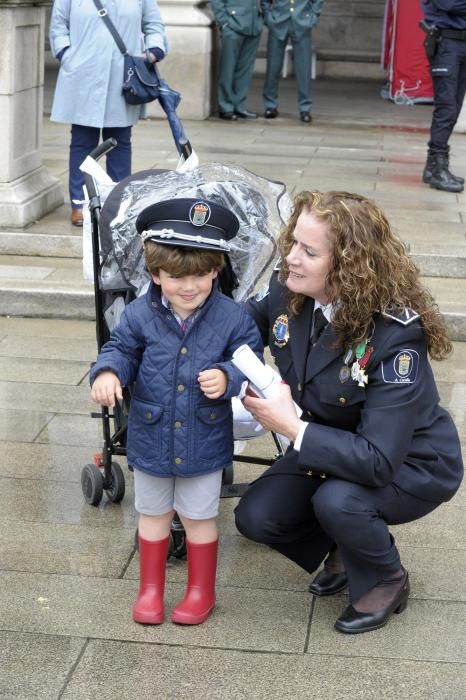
[421,0,466,193]
[235,190,463,635]
[211,0,264,120]
[262,0,324,122]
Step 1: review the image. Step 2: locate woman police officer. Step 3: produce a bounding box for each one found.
[235,190,463,634]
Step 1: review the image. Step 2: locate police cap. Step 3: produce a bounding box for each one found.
[136,198,239,252]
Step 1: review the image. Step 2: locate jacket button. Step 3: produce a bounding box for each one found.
[338,396,347,405]
[177,384,185,392]
[174,420,182,429]
[175,457,182,465]
[180,347,188,355]
[144,411,152,420]
[209,411,216,420]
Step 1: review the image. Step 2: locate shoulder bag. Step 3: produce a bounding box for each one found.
[92,0,160,105]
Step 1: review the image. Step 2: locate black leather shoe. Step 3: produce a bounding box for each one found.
[235,110,258,119]
[300,111,312,123]
[309,570,348,596]
[264,108,278,119]
[334,572,410,634]
[219,112,238,121]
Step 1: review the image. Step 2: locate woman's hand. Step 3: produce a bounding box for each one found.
[198,369,227,399]
[91,371,123,408]
[243,383,302,441]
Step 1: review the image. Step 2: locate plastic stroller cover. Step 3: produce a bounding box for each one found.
[98,163,292,312]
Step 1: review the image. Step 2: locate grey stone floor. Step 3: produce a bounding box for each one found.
[1,77,465,699]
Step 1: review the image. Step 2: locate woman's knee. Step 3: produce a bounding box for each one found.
[312,480,365,530]
[234,496,268,543]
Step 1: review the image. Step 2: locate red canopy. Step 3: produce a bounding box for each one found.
[382,0,433,103]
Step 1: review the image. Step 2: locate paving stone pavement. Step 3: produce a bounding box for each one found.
[0,77,465,699]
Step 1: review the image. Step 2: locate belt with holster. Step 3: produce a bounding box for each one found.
[440,28,466,41]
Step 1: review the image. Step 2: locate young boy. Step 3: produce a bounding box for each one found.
[90,198,263,626]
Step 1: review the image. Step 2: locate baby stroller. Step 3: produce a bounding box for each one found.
[81,139,291,556]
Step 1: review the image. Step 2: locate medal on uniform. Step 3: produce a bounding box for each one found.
[339,346,353,383]
[272,314,289,347]
[350,342,374,387]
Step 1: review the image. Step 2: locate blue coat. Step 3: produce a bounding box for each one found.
[246,271,463,503]
[49,0,168,128]
[90,282,263,477]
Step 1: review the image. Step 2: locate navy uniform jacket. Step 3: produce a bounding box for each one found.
[211,0,264,36]
[246,271,463,503]
[422,1,466,30]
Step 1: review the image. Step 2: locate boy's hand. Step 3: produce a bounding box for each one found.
[198,369,227,399]
[91,371,123,408]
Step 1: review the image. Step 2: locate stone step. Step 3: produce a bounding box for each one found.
[1,210,465,279]
[1,255,466,341]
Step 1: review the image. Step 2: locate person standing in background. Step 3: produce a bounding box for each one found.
[262,0,324,122]
[49,0,168,227]
[211,0,264,120]
[421,0,466,193]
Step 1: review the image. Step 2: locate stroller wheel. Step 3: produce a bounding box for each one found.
[81,464,104,506]
[169,528,187,559]
[104,461,126,503]
[222,464,234,485]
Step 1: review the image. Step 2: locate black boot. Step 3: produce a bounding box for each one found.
[425,150,464,191]
[423,150,464,185]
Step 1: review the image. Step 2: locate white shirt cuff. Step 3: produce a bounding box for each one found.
[293,420,308,451]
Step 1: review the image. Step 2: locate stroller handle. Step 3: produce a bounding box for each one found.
[89,138,117,162]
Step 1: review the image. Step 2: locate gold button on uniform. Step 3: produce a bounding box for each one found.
[338,396,347,405]
[177,384,185,392]
[175,457,182,465]
[297,383,302,391]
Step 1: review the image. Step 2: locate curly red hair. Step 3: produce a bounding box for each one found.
[278,191,451,360]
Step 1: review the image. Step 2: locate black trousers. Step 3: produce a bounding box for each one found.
[234,451,440,602]
[429,37,466,151]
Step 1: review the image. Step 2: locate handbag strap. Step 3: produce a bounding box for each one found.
[92,0,128,55]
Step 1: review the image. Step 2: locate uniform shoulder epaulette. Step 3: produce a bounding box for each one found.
[273,257,281,272]
[382,308,420,325]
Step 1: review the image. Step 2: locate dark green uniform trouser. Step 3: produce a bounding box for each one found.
[218,27,261,113]
[263,29,313,112]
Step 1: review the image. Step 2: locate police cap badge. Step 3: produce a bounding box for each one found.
[137,198,239,252]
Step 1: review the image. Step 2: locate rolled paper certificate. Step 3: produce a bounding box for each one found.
[232,344,281,398]
[232,344,302,415]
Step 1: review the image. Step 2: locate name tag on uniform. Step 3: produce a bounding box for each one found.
[381,349,419,384]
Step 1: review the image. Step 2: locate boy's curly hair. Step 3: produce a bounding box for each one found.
[278,191,452,360]
[144,241,225,278]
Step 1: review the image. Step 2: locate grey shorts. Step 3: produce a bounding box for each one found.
[133,468,223,520]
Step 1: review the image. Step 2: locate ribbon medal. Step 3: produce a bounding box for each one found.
[351,342,374,387]
[272,314,289,347]
[339,346,354,383]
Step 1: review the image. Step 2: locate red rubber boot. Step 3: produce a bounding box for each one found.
[171,539,218,625]
[132,535,169,625]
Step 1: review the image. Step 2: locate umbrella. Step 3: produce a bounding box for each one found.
[155,67,198,169]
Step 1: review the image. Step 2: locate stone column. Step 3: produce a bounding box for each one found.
[0,0,63,227]
[146,0,215,120]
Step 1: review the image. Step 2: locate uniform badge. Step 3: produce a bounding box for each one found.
[339,366,351,383]
[189,201,211,227]
[382,349,419,384]
[272,314,289,347]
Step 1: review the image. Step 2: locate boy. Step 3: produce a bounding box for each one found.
[90,198,263,625]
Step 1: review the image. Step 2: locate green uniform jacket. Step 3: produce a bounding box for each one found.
[211,0,264,36]
[262,0,324,39]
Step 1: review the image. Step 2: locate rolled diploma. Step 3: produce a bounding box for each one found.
[232,344,302,416]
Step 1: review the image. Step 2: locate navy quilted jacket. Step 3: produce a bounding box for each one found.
[90,281,263,477]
